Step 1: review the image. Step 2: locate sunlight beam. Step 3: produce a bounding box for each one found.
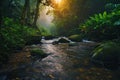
[55,0,62,4]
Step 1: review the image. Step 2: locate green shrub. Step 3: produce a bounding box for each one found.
[79,9,120,41]
[0,17,39,64]
[0,17,39,50]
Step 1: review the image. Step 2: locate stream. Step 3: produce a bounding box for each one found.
[0,38,120,80]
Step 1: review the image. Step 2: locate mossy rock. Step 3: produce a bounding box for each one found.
[30,49,47,58]
[92,42,120,69]
[69,34,82,42]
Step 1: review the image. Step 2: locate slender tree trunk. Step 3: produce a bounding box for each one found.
[26,0,30,24]
[33,0,41,27]
[21,0,30,25]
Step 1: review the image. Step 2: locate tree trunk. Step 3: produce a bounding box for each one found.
[21,0,30,25]
[26,0,30,24]
[33,0,41,27]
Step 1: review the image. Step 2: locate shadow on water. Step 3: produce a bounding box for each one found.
[0,39,120,80]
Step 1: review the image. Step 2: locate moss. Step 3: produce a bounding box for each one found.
[30,49,47,58]
[69,34,82,42]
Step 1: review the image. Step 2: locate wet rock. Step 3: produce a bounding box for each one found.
[58,38,70,43]
[30,49,48,61]
[52,37,70,44]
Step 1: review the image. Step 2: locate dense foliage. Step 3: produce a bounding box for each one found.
[79,4,120,41]
[0,18,38,64]
[52,0,120,36]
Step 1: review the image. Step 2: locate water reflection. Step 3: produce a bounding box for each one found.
[2,40,120,80]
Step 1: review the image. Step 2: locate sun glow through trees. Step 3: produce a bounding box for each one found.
[55,0,62,4]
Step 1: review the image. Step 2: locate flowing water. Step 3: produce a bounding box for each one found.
[0,39,120,80]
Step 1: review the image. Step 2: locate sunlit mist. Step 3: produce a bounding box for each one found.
[55,0,62,4]
[37,6,53,28]
[37,5,57,35]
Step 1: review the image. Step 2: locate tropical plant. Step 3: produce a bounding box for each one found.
[79,8,120,41]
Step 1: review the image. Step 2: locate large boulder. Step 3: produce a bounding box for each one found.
[91,42,120,69]
[52,37,71,44]
[58,38,70,43]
